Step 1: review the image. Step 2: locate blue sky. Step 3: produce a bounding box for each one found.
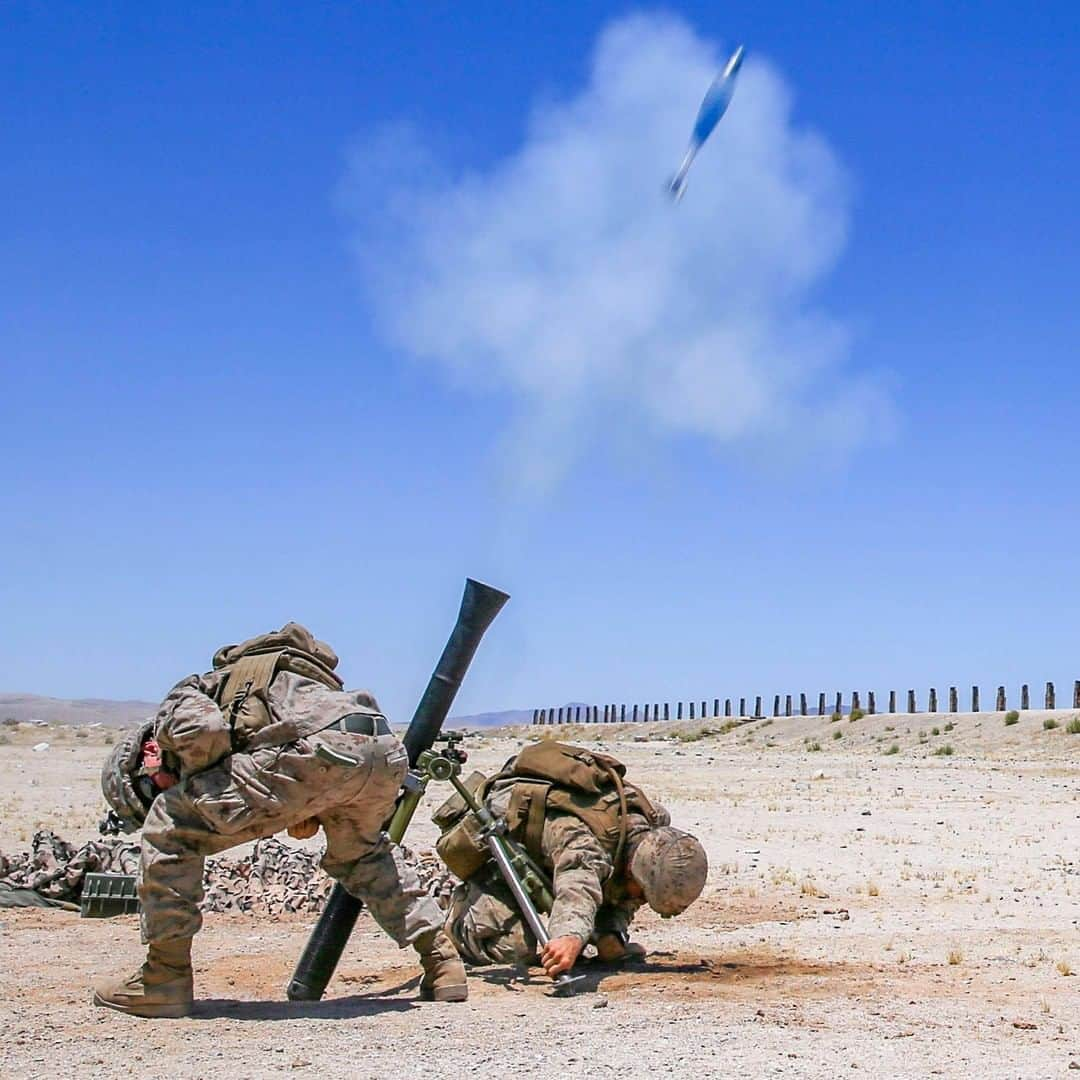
[2,3,1077,722]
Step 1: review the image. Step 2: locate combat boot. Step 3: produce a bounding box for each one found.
[93,939,194,1018]
[415,928,468,1002]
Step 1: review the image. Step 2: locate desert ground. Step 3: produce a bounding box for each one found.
[0,709,1077,1079]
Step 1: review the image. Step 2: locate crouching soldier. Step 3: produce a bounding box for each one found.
[439,741,707,980]
[95,622,466,1017]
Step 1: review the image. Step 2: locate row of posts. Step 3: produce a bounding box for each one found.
[531,681,1079,725]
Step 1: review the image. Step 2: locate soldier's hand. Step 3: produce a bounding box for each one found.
[540,935,583,977]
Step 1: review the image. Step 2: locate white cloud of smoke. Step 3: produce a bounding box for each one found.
[343,13,890,492]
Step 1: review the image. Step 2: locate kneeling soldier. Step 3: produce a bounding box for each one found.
[95,622,466,1017]
[440,741,707,979]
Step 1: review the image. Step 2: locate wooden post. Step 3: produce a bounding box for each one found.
[1045,681,1055,709]
[725,698,732,717]
[928,688,938,712]
[800,692,808,717]
[532,709,538,725]
[620,704,626,722]
[702,700,707,718]
[754,696,763,718]
[996,686,1006,711]
[644,704,651,722]
[603,705,609,723]
[677,701,683,720]
[632,704,638,722]
[558,708,564,724]
[868,691,876,715]
[773,694,781,717]
[784,694,792,717]
[713,698,719,717]
[1021,684,1029,710]
[908,689,916,713]
[835,692,842,715]
[663,702,670,722]
[889,690,896,713]
[818,692,826,717]
[972,685,980,712]
[740,697,747,717]
[689,701,695,720]
[948,686,958,712]
[852,690,861,712]
[1074,681,1080,709]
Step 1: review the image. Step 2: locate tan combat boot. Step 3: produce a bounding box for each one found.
[93,939,194,1018]
[415,928,468,1002]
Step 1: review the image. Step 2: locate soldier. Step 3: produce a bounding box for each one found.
[441,741,707,979]
[94,622,467,1017]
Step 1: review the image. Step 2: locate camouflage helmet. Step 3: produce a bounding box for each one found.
[627,826,708,917]
[100,718,156,833]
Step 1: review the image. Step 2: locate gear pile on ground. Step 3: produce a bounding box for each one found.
[0,829,140,908]
[202,839,332,915]
[0,831,459,915]
[202,840,457,915]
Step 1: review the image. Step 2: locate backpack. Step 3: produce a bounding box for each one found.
[212,622,345,748]
[433,741,659,882]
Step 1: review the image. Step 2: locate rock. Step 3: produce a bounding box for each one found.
[31,742,50,753]
[593,996,609,1008]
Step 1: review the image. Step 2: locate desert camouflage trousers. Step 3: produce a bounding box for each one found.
[445,873,539,966]
[138,730,444,948]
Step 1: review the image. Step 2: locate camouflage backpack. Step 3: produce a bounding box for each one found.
[434,741,659,881]
[211,621,345,747]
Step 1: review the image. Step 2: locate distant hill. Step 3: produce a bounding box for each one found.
[0,693,157,728]
[449,702,588,729]
[447,708,534,728]
[0,691,554,731]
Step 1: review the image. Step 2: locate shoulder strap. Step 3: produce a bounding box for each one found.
[507,780,551,864]
[218,651,284,727]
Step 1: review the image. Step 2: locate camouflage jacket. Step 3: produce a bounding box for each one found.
[153,669,381,777]
[487,780,670,943]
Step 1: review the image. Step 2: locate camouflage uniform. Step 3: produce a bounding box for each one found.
[142,669,443,949]
[446,779,670,965]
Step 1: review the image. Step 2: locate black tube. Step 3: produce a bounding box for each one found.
[286,578,509,1001]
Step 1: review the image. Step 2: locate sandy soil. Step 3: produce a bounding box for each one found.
[1,709,1077,1079]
